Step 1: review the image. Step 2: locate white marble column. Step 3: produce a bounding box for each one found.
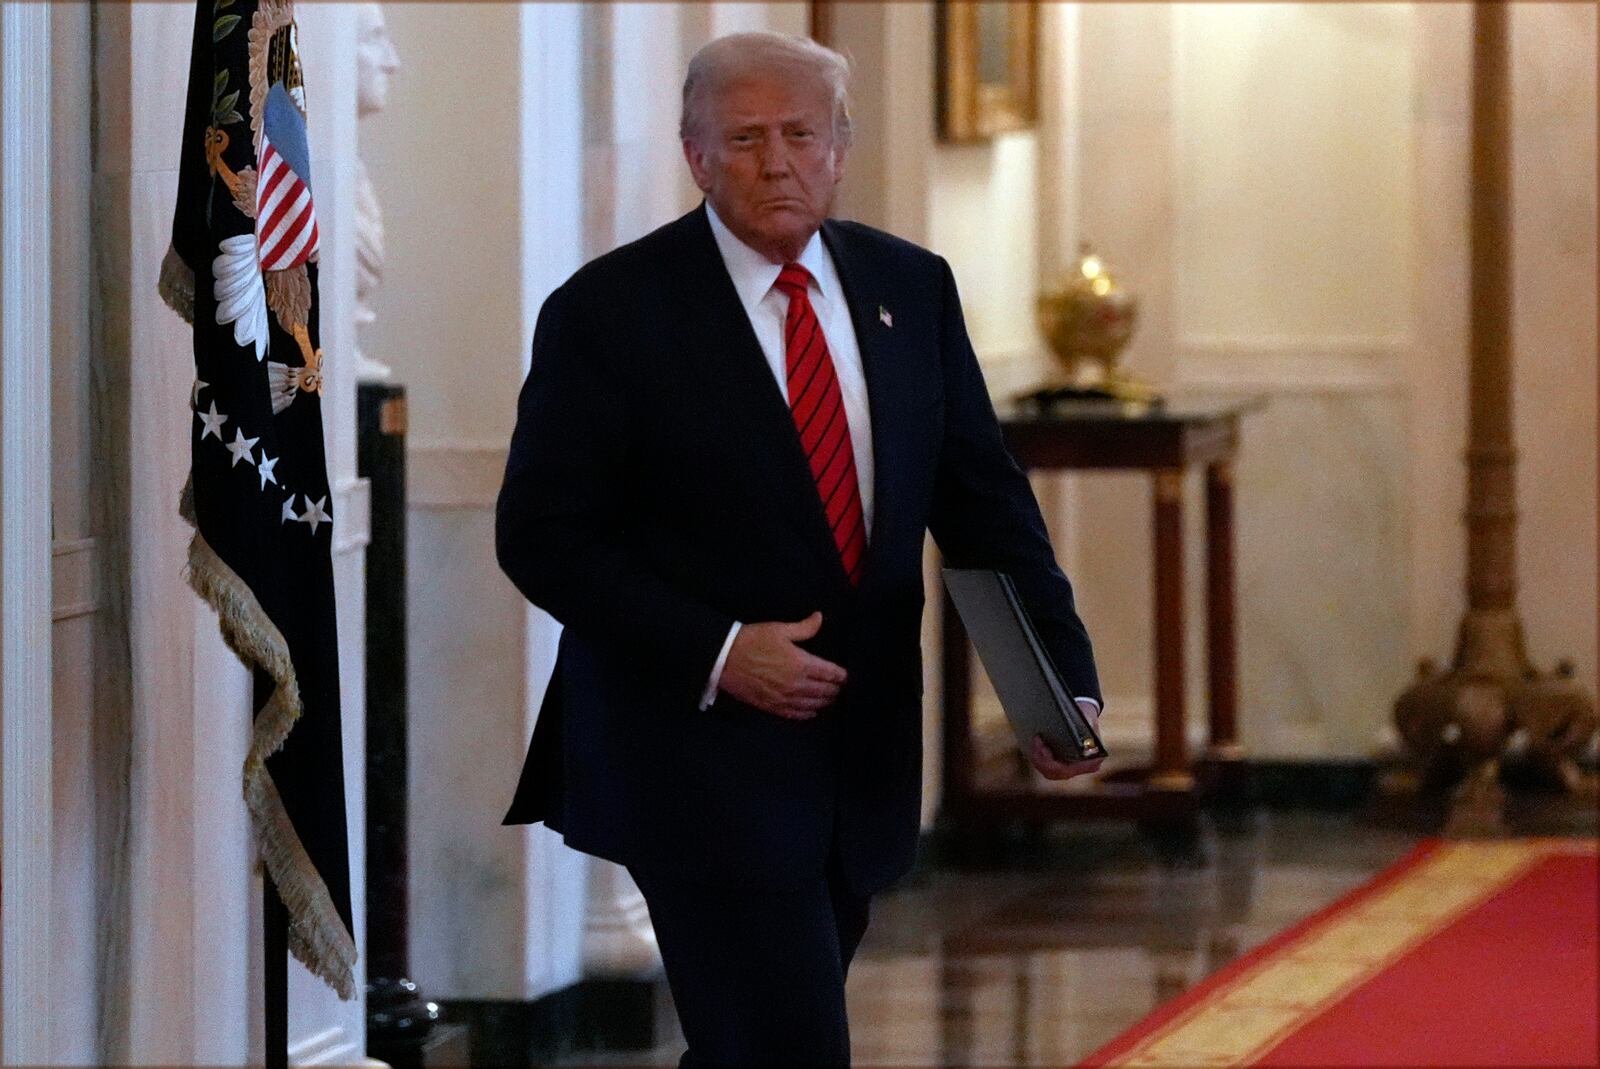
[581,864,660,978]
[517,0,591,1000]
[571,1,682,980]
[1,4,56,1063]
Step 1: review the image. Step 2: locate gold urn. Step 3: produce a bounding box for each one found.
[1036,243,1150,402]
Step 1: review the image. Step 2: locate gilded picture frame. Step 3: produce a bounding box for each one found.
[936,1,1039,143]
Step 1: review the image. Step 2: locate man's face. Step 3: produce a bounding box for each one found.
[683,72,847,264]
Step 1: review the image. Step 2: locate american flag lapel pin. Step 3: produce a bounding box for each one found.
[879,304,893,328]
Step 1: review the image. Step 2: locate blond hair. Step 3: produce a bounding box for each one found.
[680,31,853,148]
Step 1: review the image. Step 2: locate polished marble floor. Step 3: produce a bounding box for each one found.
[544,811,1440,1067]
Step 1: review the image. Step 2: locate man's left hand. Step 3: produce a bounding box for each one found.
[1026,701,1104,781]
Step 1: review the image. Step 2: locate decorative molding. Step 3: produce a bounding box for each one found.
[1091,696,1342,759]
[332,476,371,556]
[53,538,101,622]
[1173,336,1407,394]
[1,4,56,1063]
[1253,719,1336,760]
[1181,334,1408,356]
[582,859,660,978]
[409,443,507,510]
[441,982,663,1064]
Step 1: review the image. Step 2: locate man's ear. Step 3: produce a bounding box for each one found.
[830,143,849,186]
[682,138,715,195]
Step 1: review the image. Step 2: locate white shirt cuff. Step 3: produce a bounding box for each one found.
[1075,696,1101,720]
[699,622,742,710]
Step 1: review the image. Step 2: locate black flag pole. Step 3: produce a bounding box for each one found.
[260,671,289,1069]
[265,874,289,1069]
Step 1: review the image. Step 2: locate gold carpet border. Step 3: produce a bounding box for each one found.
[1106,839,1596,1069]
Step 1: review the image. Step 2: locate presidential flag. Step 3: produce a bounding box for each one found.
[159,0,355,998]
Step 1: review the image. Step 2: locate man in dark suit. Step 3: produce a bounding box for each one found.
[496,31,1103,1067]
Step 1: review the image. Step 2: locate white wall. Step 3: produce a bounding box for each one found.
[1116,2,1414,758]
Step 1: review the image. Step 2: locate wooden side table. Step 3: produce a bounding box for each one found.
[939,398,1262,832]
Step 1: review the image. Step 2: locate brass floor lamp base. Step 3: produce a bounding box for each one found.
[1395,610,1597,838]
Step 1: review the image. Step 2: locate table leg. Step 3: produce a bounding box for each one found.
[1205,461,1244,761]
[1151,469,1192,790]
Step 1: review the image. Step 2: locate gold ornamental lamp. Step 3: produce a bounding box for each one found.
[1031,242,1156,406]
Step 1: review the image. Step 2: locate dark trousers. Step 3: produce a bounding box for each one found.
[628,856,872,1068]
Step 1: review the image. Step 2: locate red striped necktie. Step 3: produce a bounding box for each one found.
[774,263,865,585]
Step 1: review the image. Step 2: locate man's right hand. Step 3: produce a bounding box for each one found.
[717,611,848,720]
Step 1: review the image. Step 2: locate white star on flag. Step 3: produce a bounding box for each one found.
[192,379,209,407]
[198,401,228,441]
[226,427,260,468]
[299,495,332,536]
[258,453,279,489]
[281,493,299,524]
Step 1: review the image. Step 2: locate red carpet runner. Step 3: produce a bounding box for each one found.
[1082,839,1598,1068]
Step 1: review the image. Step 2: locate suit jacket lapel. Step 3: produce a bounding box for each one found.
[821,219,914,590]
[668,204,846,575]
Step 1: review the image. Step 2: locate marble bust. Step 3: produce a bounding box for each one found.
[354,2,400,382]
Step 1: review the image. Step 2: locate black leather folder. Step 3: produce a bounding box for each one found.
[942,568,1107,764]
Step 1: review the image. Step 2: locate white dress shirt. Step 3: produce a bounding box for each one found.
[694,203,1099,724]
[698,202,874,708]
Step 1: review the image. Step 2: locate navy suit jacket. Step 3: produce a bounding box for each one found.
[495,203,1100,895]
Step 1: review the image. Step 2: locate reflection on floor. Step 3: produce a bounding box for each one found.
[546,811,1431,1067]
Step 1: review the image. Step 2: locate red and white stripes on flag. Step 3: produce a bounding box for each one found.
[255,131,320,271]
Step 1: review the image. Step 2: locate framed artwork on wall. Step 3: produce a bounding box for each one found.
[936,1,1039,143]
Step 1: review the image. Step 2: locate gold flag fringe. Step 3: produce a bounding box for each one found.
[179,481,358,999]
[159,244,196,325]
